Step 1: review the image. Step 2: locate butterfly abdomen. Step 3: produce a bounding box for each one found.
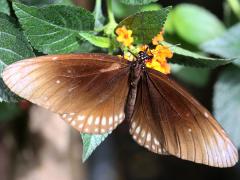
[124,61,143,121]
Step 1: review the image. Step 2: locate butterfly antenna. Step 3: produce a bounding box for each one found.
[128,50,138,58]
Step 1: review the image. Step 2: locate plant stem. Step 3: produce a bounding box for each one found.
[107,0,117,25]
[104,0,117,37]
[227,0,240,19]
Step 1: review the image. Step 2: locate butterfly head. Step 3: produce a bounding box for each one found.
[138,51,153,63]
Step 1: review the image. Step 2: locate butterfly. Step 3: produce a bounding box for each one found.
[2,52,238,167]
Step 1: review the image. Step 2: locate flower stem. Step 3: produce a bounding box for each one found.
[107,0,117,25]
[104,0,118,36]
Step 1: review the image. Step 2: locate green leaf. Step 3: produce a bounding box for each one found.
[213,65,240,147]
[200,23,240,66]
[79,32,110,48]
[119,0,158,5]
[13,2,95,54]
[173,4,226,45]
[171,64,210,87]
[0,0,10,15]
[0,78,18,103]
[139,3,161,12]
[81,133,110,162]
[0,13,35,65]
[93,0,105,29]
[164,42,233,68]
[18,0,74,7]
[227,0,240,19]
[164,10,174,34]
[0,13,34,102]
[117,7,171,44]
[0,102,21,122]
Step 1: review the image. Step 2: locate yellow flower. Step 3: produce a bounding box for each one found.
[152,30,164,45]
[147,44,173,74]
[152,44,173,61]
[116,26,134,47]
[146,58,171,74]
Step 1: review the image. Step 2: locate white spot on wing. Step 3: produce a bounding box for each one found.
[204,112,209,118]
[56,80,61,84]
[109,116,113,125]
[102,117,106,125]
[146,133,151,142]
[71,120,76,126]
[136,126,141,134]
[79,124,84,129]
[95,116,100,125]
[132,122,136,129]
[88,116,93,125]
[52,56,58,60]
[114,115,118,122]
[78,115,85,121]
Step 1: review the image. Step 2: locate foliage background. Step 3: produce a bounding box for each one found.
[0,0,240,179]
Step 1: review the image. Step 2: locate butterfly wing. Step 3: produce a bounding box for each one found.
[2,54,130,134]
[130,68,238,167]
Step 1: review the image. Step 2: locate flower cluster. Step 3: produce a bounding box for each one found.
[146,44,173,74]
[115,26,134,47]
[115,26,173,74]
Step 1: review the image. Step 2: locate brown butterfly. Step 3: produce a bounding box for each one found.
[2,52,238,167]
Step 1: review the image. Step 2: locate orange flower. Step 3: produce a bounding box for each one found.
[116,26,134,47]
[146,59,170,74]
[152,44,173,61]
[152,30,164,45]
[147,44,173,74]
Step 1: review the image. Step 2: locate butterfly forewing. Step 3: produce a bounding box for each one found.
[2,54,130,134]
[130,68,238,167]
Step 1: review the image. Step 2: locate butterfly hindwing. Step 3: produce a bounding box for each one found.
[2,54,130,134]
[130,68,238,167]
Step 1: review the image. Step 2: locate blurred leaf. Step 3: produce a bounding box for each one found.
[227,0,240,19]
[171,64,210,87]
[0,102,21,122]
[93,0,105,29]
[79,32,110,48]
[139,3,161,12]
[117,7,171,44]
[0,0,10,15]
[119,0,158,5]
[113,1,141,19]
[74,41,96,53]
[164,10,174,34]
[164,42,233,68]
[81,133,110,162]
[201,23,240,66]
[18,0,74,7]
[13,2,94,54]
[213,65,240,147]
[173,4,226,45]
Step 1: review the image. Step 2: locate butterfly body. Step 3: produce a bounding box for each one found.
[125,51,149,121]
[2,53,238,167]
